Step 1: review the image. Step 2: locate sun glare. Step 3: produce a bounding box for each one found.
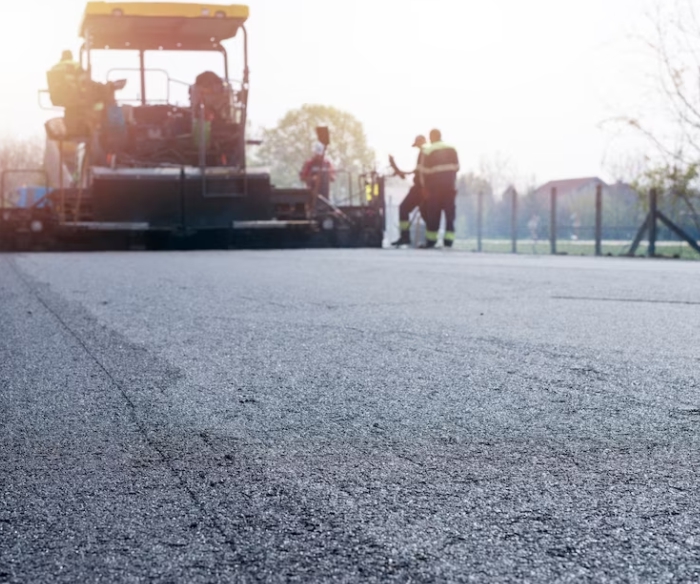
[0,0,656,180]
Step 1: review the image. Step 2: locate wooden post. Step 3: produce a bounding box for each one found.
[477,190,483,252]
[59,140,65,223]
[649,188,657,257]
[511,187,518,254]
[595,184,603,256]
[550,187,557,254]
[139,50,147,106]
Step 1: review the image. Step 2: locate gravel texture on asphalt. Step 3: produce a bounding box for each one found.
[1,250,700,583]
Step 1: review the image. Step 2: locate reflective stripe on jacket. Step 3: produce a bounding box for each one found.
[419,141,459,192]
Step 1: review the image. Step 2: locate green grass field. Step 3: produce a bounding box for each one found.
[452,239,700,260]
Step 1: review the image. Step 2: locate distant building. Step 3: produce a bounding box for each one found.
[533,176,639,205]
[533,176,607,200]
[531,177,644,240]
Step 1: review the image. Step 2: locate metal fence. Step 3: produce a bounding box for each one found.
[386,184,700,259]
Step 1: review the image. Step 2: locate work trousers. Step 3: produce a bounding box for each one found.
[424,187,456,245]
[398,185,426,234]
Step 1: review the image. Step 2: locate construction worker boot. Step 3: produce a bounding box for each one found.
[418,241,437,249]
[392,232,411,247]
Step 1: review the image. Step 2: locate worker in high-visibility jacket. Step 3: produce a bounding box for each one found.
[49,50,118,108]
[47,50,93,137]
[50,51,82,76]
[47,51,86,106]
[47,50,119,137]
[419,129,460,248]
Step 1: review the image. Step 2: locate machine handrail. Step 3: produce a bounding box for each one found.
[104,68,242,108]
[106,67,179,105]
[37,89,64,112]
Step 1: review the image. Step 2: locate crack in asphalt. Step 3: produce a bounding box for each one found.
[5,250,700,582]
[5,257,239,552]
[553,295,700,306]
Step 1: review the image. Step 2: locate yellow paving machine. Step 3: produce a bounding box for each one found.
[0,2,385,249]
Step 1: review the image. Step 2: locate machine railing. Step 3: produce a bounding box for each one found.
[106,67,191,106]
[37,89,64,112]
[1,169,49,211]
[105,67,245,108]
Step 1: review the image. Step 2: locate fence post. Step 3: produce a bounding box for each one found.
[649,188,657,257]
[477,190,483,252]
[550,186,557,254]
[595,184,603,256]
[59,140,65,222]
[511,187,518,253]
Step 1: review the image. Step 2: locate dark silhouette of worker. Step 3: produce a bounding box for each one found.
[391,134,427,246]
[48,50,84,97]
[47,50,125,137]
[47,51,89,135]
[300,141,336,209]
[191,71,227,118]
[420,129,460,248]
[51,51,79,75]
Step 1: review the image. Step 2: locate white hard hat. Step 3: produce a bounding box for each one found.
[312,141,325,156]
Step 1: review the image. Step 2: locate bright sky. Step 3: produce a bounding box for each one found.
[0,0,662,187]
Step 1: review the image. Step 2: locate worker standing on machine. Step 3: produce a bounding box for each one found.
[49,50,85,92]
[300,141,336,211]
[47,50,125,136]
[47,51,89,134]
[391,134,427,247]
[420,129,460,248]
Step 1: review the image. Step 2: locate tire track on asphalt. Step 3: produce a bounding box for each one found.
[5,256,238,551]
[4,256,408,582]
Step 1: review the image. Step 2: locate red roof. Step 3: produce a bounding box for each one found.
[534,177,607,198]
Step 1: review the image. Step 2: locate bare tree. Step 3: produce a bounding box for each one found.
[0,136,45,205]
[478,151,518,199]
[626,2,700,160]
[603,153,649,185]
[612,1,700,231]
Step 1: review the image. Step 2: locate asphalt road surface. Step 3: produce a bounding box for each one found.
[2,250,699,583]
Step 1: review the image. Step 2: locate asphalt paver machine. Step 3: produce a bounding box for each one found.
[0,2,385,250]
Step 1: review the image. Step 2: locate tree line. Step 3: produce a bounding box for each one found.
[0,137,44,205]
[7,1,700,245]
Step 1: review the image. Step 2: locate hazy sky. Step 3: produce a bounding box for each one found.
[0,0,662,187]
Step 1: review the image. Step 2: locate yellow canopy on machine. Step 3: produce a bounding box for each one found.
[80,2,250,50]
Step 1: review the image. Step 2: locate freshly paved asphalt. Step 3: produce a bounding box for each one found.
[1,249,699,583]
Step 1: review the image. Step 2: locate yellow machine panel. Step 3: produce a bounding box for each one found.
[81,2,249,50]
